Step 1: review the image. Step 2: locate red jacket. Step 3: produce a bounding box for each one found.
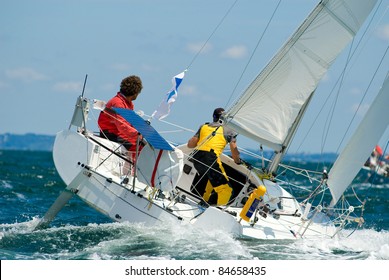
[98,93,139,150]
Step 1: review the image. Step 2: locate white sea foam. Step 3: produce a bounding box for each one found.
[290,229,389,260]
[76,221,252,260]
[1,219,388,260]
[0,180,13,189]
[0,217,41,240]
[14,192,26,200]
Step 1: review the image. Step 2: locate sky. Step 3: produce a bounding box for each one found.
[1,0,389,154]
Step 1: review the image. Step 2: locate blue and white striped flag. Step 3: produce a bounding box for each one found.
[152,71,185,120]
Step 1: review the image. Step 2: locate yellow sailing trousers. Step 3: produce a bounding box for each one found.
[203,181,232,206]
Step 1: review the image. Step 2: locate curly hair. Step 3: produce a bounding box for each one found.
[120,75,143,96]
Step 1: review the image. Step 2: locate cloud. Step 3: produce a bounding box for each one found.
[5,67,47,82]
[221,45,247,59]
[53,81,83,92]
[376,24,389,41]
[186,42,213,54]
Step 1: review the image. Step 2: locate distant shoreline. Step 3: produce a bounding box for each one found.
[0,133,54,151]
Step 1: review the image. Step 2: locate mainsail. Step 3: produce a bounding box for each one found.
[327,73,389,206]
[224,0,378,152]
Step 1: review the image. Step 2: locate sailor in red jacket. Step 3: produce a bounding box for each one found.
[98,75,144,166]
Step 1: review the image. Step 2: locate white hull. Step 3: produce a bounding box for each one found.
[51,129,337,240]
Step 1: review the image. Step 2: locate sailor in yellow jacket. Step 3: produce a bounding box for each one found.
[187,108,241,205]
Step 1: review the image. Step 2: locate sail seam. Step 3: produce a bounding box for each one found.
[322,3,357,36]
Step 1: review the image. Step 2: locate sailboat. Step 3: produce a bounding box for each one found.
[354,145,389,184]
[36,0,388,240]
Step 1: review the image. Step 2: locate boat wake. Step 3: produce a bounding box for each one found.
[0,219,388,260]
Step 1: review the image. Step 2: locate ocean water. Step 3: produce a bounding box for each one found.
[1,149,389,260]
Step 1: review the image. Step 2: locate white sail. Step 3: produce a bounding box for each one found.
[327,73,389,206]
[225,0,378,152]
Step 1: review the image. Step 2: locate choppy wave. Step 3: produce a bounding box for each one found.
[1,218,388,260]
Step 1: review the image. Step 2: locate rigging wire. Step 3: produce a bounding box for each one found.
[184,0,283,110]
[294,0,385,155]
[321,41,354,155]
[224,0,282,109]
[288,1,387,217]
[334,45,389,154]
[185,0,239,71]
